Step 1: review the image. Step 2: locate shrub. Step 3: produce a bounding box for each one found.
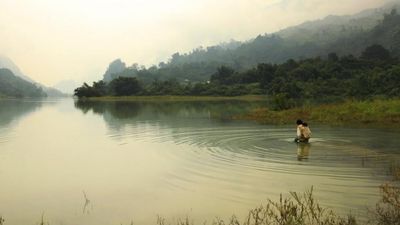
[370,183,400,225]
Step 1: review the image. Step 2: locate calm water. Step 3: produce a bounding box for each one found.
[0,98,399,225]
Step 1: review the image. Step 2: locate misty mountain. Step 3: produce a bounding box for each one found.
[103,59,127,82]
[0,55,34,83]
[101,2,400,83]
[0,56,67,97]
[0,68,46,97]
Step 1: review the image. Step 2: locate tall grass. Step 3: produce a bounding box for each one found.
[1,184,399,225]
[370,183,400,225]
[155,184,399,225]
[156,187,357,225]
[240,99,400,126]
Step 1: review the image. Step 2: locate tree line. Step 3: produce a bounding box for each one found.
[75,44,400,105]
[101,8,400,84]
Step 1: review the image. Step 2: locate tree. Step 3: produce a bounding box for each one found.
[210,66,235,85]
[109,77,142,96]
[328,53,339,62]
[257,63,276,88]
[361,44,391,61]
[74,83,98,98]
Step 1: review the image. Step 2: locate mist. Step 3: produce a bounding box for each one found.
[0,0,392,86]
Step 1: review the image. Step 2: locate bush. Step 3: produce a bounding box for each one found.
[158,187,357,225]
[370,183,400,225]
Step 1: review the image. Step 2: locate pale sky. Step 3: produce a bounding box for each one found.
[0,0,392,86]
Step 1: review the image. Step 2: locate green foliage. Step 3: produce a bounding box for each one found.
[242,99,400,125]
[361,44,391,61]
[109,77,142,96]
[271,93,296,110]
[101,7,400,84]
[75,44,400,101]
[0,68,46,98]
[80,8,400,99]
[210,66,235,85]
[74,83,102,98]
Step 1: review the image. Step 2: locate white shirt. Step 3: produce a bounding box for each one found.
[297,125,302,137]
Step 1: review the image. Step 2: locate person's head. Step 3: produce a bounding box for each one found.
[302,122,308,127]
[296,119,303,125]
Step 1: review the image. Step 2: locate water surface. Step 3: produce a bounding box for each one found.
[0,99,399,225]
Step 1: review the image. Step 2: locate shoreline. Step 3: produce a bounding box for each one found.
[236,99,400,127]
[74,96,400,127]
[78,95,268,102]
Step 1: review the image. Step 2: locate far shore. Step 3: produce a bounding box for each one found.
[77,95,268,102]
[75,96,400,126]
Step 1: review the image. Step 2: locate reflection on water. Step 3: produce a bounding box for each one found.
[0,99,43,144]
[0,99,399,225]
[297,143,311,161]
[0,99,42,126]
[82,191,92,215]
[74,100,264,123]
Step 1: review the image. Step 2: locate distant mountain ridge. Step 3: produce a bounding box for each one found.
[0,56,67,97]
[101,1,400,83]
[0,55,34,83]
[0,68,46,97]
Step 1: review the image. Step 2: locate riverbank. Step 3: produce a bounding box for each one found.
[6,183,400,225]
[237,99,400,126]
[79,95,268,102]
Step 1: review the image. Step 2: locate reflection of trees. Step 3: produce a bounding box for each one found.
[74,100,266,133]
[0,100,42,127]
[74,100,265,121]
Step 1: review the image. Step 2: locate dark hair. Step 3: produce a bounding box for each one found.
[302,122,308,127]
[296,119,303,125]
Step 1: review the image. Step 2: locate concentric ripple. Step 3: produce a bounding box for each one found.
[105,119,399,213]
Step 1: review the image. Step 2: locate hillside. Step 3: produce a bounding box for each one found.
[0,68,47,97]
[101,2,400,83]
[0,56,67,97]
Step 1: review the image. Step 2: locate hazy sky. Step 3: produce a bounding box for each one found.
[0,0,392,86]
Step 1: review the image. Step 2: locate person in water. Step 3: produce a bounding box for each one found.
[301,122,312,143]
[294,119,303,143]
[294,120,312,143]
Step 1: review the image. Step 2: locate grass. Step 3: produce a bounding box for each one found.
[154,184,400,225]
[163,189,357,225]
[155,184,399,225]
[238,99,400,126]
[81,95,268,102]
[1,184,399,225]
[370,183,400,225]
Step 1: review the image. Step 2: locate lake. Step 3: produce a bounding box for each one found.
[0,98,399,225]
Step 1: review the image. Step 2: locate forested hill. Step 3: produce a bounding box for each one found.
[102,3,400,83]
[0,56,67,97]
[75,43,400,107]
[0,68,47,97]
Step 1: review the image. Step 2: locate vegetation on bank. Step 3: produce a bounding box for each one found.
[78,95,267,102]
[100,8,400,83]
[75,44,400,106]
[238,99,400,126]
[2,183,398,225]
